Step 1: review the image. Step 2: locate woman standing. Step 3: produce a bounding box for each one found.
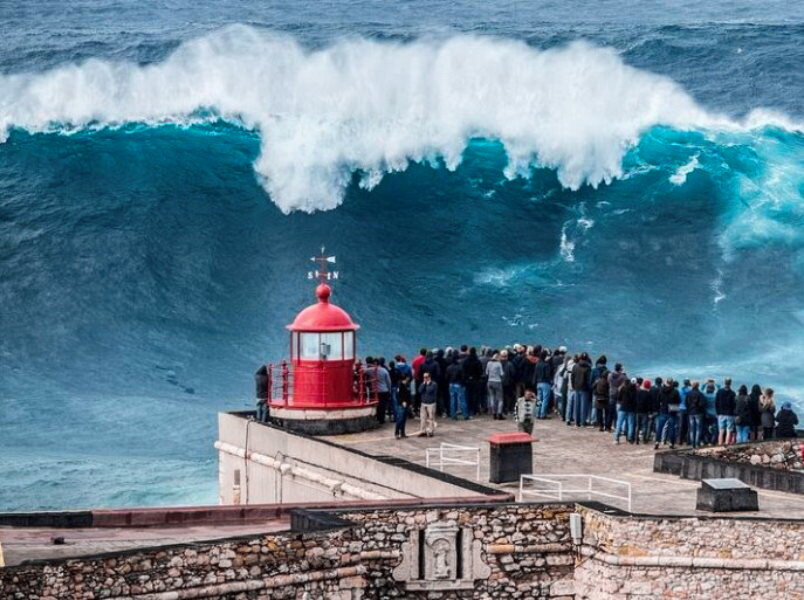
[748,384,762,441]
[734,385,752,444]
[759,388,776,440]
[486,353,505,420]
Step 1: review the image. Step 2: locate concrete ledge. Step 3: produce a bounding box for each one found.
[654,447,804,494]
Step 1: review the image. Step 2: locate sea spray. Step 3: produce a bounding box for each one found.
[2,26,800,213]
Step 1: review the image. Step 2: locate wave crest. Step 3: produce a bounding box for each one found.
[0,25,799,212]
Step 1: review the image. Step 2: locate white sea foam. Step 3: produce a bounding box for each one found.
[669,154,700,185]
[0,25,800,212]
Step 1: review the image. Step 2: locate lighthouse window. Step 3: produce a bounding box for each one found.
[343,331,354,359]
[300,333,320,360]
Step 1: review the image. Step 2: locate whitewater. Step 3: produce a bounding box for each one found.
[1,26,799,213]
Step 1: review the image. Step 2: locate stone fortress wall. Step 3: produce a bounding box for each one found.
[2,502,802,599]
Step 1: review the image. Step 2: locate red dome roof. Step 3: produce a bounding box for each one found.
[287,284,360,332]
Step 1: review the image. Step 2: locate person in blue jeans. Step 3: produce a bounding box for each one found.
[395,376,412,439]
[614,378,637,443]
[735,385,752,444]
[532,350,553,418]
[685,381,705,448]
[445,355,468,419]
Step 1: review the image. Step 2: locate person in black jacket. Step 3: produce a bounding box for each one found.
[735,384,752,443]
[715,378,737,446]
[655,379,681,449]
[635,379,653,444]
[462,347,483,417]
[748,384,762,440]
[571,353,593,427]
[395,375,412,439]
[614,378,637,444]
[446,355,468,420]
[254,365,269,422]
[685,381,705,448]
[775,402,799,438]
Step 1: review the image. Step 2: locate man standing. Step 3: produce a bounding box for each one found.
[606,364,627,432]
[370,359,392,425]
[463,347,484,416]
[533,350,553,419]
[715,378,737,446]
[446,355,468,420]
[418,372,438,437]
[254,365,269,423]
[571,353,592,427]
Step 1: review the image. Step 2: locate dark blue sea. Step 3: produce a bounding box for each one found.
[1,1,802,510]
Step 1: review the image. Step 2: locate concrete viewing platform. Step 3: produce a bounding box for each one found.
[323,414,804,519]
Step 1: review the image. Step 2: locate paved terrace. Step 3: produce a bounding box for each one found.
[323,414,804,518]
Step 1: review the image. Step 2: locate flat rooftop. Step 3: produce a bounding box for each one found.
[323,414,804,519]
[0,519,289,567]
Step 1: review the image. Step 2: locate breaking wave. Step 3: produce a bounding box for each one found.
[0,24,800,213]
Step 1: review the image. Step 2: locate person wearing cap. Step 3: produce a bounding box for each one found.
[775,401,799,438]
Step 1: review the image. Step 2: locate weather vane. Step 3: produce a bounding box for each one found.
[307,246,338,284]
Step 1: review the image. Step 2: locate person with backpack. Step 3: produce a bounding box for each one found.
[593,368,610,431]
[685,381,705,448]
[655,379,681,449]
[589,356,608,427]
[606,364,627,432]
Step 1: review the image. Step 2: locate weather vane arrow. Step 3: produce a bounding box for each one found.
[307,246,339,283]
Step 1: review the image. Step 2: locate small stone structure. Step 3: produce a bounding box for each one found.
[2,503,802,599]
[695,478,759,512]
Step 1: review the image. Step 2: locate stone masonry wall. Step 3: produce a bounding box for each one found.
[694,439,803,471]
[574,507,804,600]
[0,503,576,600]
[1,503,802,599]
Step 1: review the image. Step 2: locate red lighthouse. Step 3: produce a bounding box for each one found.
[266,249,378,435]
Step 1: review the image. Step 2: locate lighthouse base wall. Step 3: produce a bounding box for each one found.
[216,412,501,506]
[269,405,379,435]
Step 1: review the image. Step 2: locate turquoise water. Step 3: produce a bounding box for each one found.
[0,1,802,510]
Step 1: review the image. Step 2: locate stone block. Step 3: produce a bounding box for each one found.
[695,478,758,512]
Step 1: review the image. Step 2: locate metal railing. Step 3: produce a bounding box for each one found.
[519,474,632,512]
[425,443,481,481]
[265,360,378,408]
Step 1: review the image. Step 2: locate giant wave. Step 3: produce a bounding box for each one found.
[0,24,800,213]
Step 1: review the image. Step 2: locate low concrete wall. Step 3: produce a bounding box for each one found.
[217,413,503,505]
[654,442,804,494]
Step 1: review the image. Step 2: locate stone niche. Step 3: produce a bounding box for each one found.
[392,520,491,591]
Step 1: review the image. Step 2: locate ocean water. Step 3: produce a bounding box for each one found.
[0,1,802,510]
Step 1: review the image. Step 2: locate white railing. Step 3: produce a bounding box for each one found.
[519,474,632,512]
[425,443,481,481]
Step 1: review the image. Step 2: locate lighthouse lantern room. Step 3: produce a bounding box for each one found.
[267,249,378,435]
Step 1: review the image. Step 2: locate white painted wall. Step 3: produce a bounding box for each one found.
[216,413,484,505]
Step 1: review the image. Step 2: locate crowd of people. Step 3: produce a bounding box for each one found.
[357,344,800,446]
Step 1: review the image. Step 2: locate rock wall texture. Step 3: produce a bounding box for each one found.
[1,503,802,600]
[695,440,803,471]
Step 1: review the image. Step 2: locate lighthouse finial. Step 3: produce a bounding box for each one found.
[307,247,339,286]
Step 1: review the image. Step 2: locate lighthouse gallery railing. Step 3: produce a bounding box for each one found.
[265,361,379,409]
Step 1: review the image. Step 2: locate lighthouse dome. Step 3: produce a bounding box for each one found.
[287,284,359,332]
